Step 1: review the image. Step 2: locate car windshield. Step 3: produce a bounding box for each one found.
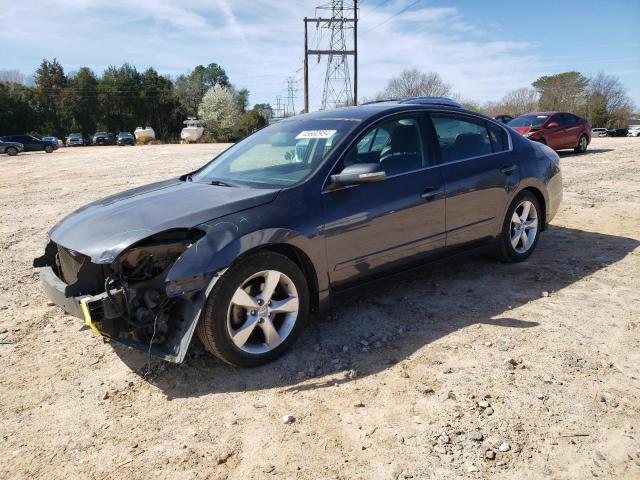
[508,115,549,128]
[192,118,357,188]
[69,133,82,138]
[119,132,132,137]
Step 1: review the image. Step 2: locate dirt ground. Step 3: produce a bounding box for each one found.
[1,138,639,480]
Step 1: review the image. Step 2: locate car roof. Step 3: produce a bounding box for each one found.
[282,97,483,124]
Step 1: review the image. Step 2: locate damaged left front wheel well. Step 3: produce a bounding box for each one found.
[104,228,207,345]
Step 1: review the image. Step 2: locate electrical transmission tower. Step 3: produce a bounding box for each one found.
[274,96,284,118]
[285,76,298,117]
[304,0,358,112]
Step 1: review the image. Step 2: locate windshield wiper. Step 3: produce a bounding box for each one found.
[208,179,237,187]
[183,174,237,187]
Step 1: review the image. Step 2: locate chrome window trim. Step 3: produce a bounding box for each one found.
[320,107,514,194]
[433,150,509,167]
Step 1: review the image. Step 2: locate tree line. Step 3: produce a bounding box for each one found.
[0,59,273,141]
[1,61,636,141]
[375,69,636,128]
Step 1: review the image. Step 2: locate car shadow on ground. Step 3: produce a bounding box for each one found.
[114,225,639,398]
[558,148,613,157]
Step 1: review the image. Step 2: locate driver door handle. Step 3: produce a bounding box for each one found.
[420,187,443,200]
[500,164,517,175]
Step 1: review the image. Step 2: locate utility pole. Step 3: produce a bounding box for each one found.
[303,0,358,112]
[353,0,358,106]
[304,18,309,113]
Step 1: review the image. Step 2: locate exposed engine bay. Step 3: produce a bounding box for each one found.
[107,234,194,344]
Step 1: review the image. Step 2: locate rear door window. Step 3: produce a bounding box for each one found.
[431,114,493,162]
[549,115,564,127]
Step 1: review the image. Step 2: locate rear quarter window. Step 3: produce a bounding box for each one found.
[487,122,509,152]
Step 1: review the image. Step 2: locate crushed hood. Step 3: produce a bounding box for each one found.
[49,178,279,263]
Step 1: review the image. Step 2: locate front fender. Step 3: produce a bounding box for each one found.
[165,211,328,297]
[157,215,327,362]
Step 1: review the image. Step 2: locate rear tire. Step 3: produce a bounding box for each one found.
[44,145,53,153]
[496,191,542,263]
[196,251,309,367]
[6,147,18,156]
[574,135,588,153]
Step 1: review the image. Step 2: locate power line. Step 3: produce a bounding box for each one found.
[361,0,420,33]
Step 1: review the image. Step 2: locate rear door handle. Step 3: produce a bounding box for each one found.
[500,164,517,175]
[420,187,443,200]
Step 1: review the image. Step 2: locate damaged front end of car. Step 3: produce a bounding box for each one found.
[34,228,223,362]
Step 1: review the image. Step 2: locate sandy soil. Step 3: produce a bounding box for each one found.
[1,138,639,480]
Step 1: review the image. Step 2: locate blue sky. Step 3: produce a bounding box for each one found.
[1,0,638,111]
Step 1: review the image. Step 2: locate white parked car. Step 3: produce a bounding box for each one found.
[627,126,640,137]
[591,128,608,137]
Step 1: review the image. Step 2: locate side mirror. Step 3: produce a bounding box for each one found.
[329,163,386,188]
[546,122,559,128]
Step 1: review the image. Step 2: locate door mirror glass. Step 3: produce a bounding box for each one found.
[330,163,386,187]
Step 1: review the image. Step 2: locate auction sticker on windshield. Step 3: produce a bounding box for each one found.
[296,130,337,140]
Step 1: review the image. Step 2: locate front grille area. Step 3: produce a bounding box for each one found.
[57,245,85,285]
[55,244,108,295]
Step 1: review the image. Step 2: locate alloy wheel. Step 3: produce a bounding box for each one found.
[226,270,299,354]
[579,136,588,151]
[510,200,538,254]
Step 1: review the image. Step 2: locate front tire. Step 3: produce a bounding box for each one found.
[196,251,309,367]
[6,147,18,156]
[44,145,54,153]
[574,135,588,153]
[496,191,542,263]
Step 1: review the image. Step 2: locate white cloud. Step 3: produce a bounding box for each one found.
[0,0,549,109]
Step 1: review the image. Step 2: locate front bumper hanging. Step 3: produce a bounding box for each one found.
[38,264,221,363]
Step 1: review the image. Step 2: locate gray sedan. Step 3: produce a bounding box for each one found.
[0,141,24,156]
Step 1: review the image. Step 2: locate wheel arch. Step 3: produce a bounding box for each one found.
[165,225,326,316]
[234,243,320,315]
[521,186,547,231]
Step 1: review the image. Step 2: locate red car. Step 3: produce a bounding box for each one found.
[508,112,591,153]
